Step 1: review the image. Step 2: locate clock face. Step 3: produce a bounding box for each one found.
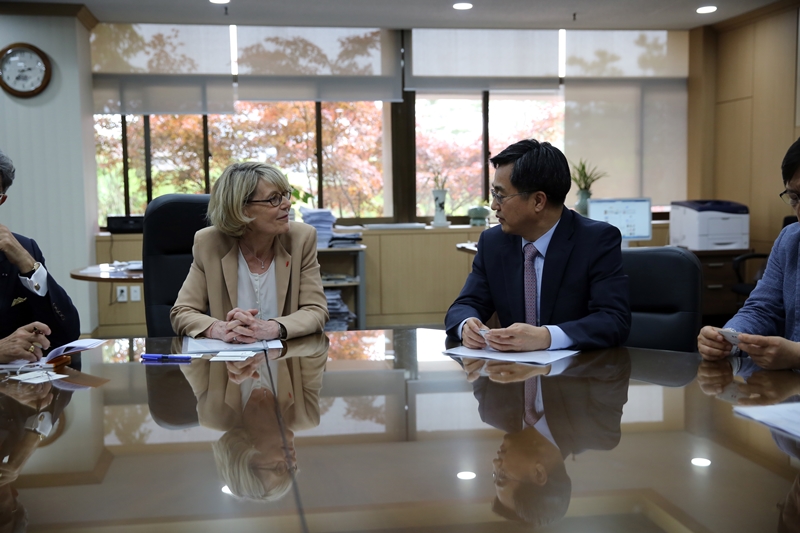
[0,43,51,98]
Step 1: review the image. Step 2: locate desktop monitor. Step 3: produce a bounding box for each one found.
[587,198,652,243]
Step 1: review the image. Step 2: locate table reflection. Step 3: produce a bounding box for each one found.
[462,349,630,526]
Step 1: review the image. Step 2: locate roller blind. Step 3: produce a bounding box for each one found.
[406,29,560,93]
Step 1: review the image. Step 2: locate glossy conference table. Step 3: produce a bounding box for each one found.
[4,329,798,533]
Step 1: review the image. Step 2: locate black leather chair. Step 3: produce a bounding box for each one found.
[731,215,795,298]
[622,246,702,353]
[143,194,210,337]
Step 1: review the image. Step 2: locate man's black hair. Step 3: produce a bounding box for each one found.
[491,460,572,528]
[782,137,800,185]
[489,139,571,206]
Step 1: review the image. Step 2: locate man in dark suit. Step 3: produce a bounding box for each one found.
[0,150,80,363]
[445,139,630,351]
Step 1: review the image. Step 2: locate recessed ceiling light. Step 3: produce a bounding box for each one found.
[691,458,711,467]
[696,6,717,14]
[221,485,233,494]
[210,0,230,4]
[453,3,473,10]
[457,471,476,480]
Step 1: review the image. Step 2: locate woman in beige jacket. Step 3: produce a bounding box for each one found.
[170,162,328,341]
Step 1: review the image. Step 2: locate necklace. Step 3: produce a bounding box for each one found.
[239,242,271,271]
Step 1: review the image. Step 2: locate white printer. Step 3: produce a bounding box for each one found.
[669,200,749,251]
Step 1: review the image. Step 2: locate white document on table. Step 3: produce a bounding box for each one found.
[9,371,68,384]
[182,337,283,354]
[443,346,579,365]
[734,403,800,439]
[209,351,261,362]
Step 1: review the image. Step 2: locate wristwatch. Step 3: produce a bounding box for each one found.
[278,323,287,340]
[21,262,41,278]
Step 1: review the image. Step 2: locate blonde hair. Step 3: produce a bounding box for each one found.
[212,428,293,501]
[208,162,291,238]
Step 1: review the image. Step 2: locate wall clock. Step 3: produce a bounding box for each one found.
[0,42,52,98]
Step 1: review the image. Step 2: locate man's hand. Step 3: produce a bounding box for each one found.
[0,322,51,363]
[484,361,552,383]
[737,333,800,370]
[736,370,800,406]
[461,318,488,349]
[696,359,734,396]
[462,357,486,382]
[697,326,733,361]
[484,323,551,352]
[0,224,36,272]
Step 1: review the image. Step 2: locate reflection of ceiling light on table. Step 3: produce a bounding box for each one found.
[210,0,231,4]
[457,471,477,480]
[691,458,711,467]
[696,6,717,14]
[453,3,473,10]
[221,485,233,494]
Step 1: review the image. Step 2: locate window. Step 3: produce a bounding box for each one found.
[415,95,483,217]
[488,93,565,161]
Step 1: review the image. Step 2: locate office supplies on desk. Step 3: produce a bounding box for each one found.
[443,346,579,365]
[141,354,193,362]
[182,337,283,353]
[9,371,67,384]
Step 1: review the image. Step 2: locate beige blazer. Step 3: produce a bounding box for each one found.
[180,333,328,432]
[170,222,328,339]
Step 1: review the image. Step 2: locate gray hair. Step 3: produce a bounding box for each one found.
[207,162,291,238]
[0,150,15,193]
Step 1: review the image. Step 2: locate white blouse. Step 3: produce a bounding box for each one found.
[236,248,279,321]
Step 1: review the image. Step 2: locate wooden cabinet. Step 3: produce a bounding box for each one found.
[692,249,750,316]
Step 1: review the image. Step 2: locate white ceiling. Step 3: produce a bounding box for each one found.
[11,0,780,29]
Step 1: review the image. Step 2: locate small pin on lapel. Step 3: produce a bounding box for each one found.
[286,261,289,267]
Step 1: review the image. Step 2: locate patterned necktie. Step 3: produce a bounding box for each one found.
[524,376,540,427]
[524,242,538,326]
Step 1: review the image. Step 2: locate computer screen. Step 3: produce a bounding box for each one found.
[587,198,652,241]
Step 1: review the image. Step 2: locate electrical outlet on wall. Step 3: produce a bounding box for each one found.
[116,286,128,303]
[130,286,141,302]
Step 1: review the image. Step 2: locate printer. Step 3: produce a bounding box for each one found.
[669,200,749,251]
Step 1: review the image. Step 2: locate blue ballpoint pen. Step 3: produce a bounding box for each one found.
[141,354,192,362]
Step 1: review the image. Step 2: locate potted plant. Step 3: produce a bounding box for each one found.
[570,159,607,216]
[468,200,491,226]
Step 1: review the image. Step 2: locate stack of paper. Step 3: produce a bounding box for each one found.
[324,289,356,331]
[442,346,579,365]
[181,337,283,354]
[329,232,362,248]
[734,403,800,439]
[299,207,336,248]
[209,351,261,362]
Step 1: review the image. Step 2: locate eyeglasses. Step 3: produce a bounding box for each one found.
[490,188,526,205]
[780,190,800,207]
[253,461,298,476]
[247,190,293,208]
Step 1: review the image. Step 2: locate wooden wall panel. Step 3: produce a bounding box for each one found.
[687,26,717,200]
[717,25,755,102]
[751,10,799,243]
[714,99,753,206]
[379,233,473,316]
[362,234,382,316]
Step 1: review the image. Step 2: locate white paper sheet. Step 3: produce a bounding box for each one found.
[734,403,800,439]
[209,350,261,362]
[182,337,283,354]
[443,346,579,365]
[10,371,67,383]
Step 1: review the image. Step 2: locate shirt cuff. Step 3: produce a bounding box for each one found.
[457,318,470,340]
[544,325,574,350]
[19,264,48,296]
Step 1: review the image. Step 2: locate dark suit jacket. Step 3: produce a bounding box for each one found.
[0,234,80,348]
[445,207,631,350]
[472,349,631,458]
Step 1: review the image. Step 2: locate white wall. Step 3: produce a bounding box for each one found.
[0,15,98,333]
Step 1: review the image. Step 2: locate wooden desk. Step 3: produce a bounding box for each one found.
[70,264,143,282]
